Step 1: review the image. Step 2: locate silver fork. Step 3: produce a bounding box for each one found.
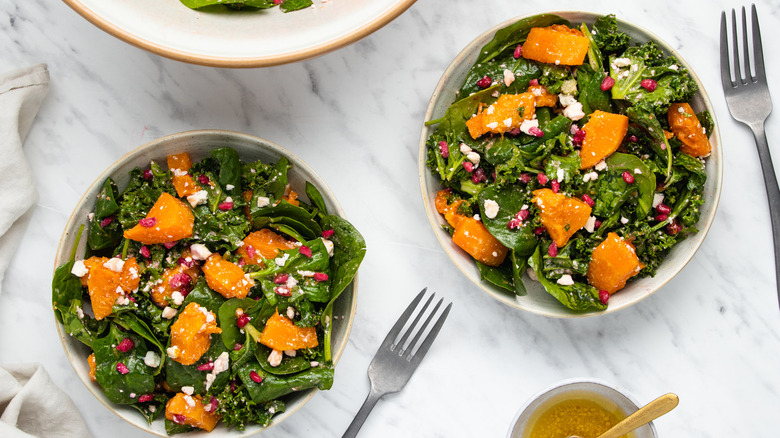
[341,288,452,438]
[721,5,778,309]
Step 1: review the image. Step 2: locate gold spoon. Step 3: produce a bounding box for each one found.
[570,393,679,438]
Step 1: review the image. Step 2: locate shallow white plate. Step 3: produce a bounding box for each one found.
[419,12,723,318]
[54,130,358,436]
[63,0,416,67]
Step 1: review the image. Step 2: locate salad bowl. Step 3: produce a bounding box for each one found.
[53,130,358,436]
[419,12,723,318]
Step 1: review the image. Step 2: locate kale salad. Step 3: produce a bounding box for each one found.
[179,0,313,14]
[425,14,713,312]
[52,146,365,434]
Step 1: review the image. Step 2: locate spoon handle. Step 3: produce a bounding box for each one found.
[597,393,679,438]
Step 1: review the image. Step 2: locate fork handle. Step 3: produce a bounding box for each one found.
[750,122,780,310]
[341,389,384,438]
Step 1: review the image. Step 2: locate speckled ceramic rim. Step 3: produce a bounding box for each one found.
[61,0,417,68]
[53,129,358,437]
[505,378,658,438]
[418,11,723,318]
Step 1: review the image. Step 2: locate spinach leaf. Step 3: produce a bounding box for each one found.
[627,105,673,180]
[576,64,612,115]
[94,178,121,219]
[255,344,312,376]
[478,185,537,255]
[528,246,605,311]
[605,153,655,218]
[280,0,312,12]
[267,157,290,201]
[93,325,156,404]
[238,361,333,404]
[476,14,569,63]
[305,181,328,216]
[210,147,243,194]
[218,298,260,350]
[475,261,515,293]
[113,312,165,375]
[183,278,226,314]
[511,249,529,296]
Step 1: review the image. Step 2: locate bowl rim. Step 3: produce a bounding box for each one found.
[52,129,358,437]
[418,10,723,318]
[61,0,417,68]
[505,377,658,438]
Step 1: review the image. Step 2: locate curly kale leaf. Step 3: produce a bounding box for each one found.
[592,14,631,53]
[212,385,284,431]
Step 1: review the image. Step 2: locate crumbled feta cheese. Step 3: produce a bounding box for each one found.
[669,64,679,71]
[181,386,194,395]
[103,257,124,273]
[162,307,178,319]
[473,214,481,221]
[556,274,575,286]
[634,168,642,174]
[186,190,208,207]
[190,243,212,261]
[268,350,283,367]
[285,276,298,290]
[584,216,597,233]
[71,260,88,277]
[486,105,495,115]
[519,119,539,135]
[620,216,629,224]
[563,102,585,121]
[184,395,195,408]
[503,117,514,128]
[459,143,472,154]
[483,199,500,219]
[559,94,577,107]
[652,193,665,208]
[287,307,296,319]
[612,57,631,67]
[556,167,565,182]
[284,350,297,357]
[213,352,229,374]
[321,238,334,257]
[583,171,599,182]
[466,151,480,165]
[171,291,184,306]
[148,405,156,413]
[115,295,130,306]
[486,122,498,130]
[172,168,188,177]
[226,184,234,191]
[275,253,290,266]
[503,69,515,86]
[87,212,94,222]
[256,196,270,208]
[76,306,84,319]
[166,346,180,359]
[594,160,608,171]
[527,268,538,282]
[297,270,315,277]
[310,361,320,367]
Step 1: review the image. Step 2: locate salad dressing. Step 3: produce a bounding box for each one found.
[527,397,627,438]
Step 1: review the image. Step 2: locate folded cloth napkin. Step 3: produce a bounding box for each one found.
[0,364,92,438]
[0,64,49,294]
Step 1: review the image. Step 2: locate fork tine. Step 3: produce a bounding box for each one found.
[409,302,452,366]
[399,298,443,356]
[731,9,743,84]
[393,292,435,351]
[720,11,733,89]
[378,288,426,350]
[751,4,766,81]
[741,6,751,83]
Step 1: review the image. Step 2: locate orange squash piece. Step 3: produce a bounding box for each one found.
[87,353,97,382]
[118,257,141,292]
[522,24,590,66]
[532,189,592,248]
[434,190,468,228]
[168,302,222,366]
[167,153,199,198]
[587,232,644,294]
[150,263,200,307]
[165,393,220,432]
[579,110,630,169]
[466,93,536,139]
[668,103,711,157]
[202,253,254,299]
[259,310,319,351]
[451,217,508,267]
[283,189,300,207]
[528,84,558,107]
[123,192,194,245]
[82,256,137,320]
[237,229,296,266]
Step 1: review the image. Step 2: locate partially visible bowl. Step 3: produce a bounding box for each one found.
[62,0,416,67]
[507,379,657,438]
[53,130,358,436]
[418,11,723,318]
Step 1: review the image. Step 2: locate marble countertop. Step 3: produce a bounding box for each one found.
[2,0,780,436]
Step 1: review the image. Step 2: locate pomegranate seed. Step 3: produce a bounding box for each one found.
[640,79,657,91]
[491,171,497,180]
[313,272,329,282]
[572,128,586,146]
[116,362,130,375]
[476,75,492,89]
[438,140,449,158]
[622,171,635,184]
[462,161,474,173]
[655,213,668,222]
[116,338,134,353]
[628,134,638,142]
[100,216,114,228]
[164,241,177,249]
[249,370,264,383]
[274,286,291,297]
[233,343,243,351]
[299,245,312,258]
[594,219,602,229]
[507,218,521,230]
[208,396,219,412]
[321,229,335,238]
[273,274,289,284]
[551,180,560,193]
[513,44,523,58]
[197,174,210,185]
[582,194,595,207]
[599,290,610,305]
[600,76,615,91]
[128,295,136,303]
[533,226,546,235]
[139,246,151,258]
[218,201,233,211]
[178,257,194,268]
[246,245,256,259]
[237,259,246,267]
[173,414,186,424]
[138,394,154,403]
[537,173,548,185]
[528,127,545,138]
[273,0,281,4]
[508,127,522,136]
[139,217,156,228]
[529,78,539,86]
[237,314,250,328]
[516,209,529,221]
[518,173,531,184]
[471,168,487,184]
[142,169,153,181]
[548,242,558,257]
[197,362,214,371]
[656,203,671,214]
[169,273,191,290]
[667,221,680,235]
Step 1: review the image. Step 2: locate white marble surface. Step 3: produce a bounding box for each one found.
[1,0,780,437]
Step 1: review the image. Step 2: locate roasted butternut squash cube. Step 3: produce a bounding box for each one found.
[259,310,319,351]
[668,103,711,157]
[451,217,508,267]
[82,256,124,320]
[466,93,536,139]
[87,353,97,382]
[168,302,222,366]
[237,229,296,266]
[165,392,220,432]
[522,24,589,66]
[434,190,468,229]
[528,84,558,107]
[579,110,629,169]
[123,192,194,245]
[167,153,199,198]
[202,253,254,299]
[532,189,592,248]
[587,232,643,294]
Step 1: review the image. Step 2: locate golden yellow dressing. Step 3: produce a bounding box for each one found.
[527,398,626,438]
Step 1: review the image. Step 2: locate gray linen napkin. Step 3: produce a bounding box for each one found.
[0,64,49,293]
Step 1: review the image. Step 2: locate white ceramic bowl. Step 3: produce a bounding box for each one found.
[53,130,358,437]
[62,0,416,67]
[507,379,658,438]
[419,11,723,318]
